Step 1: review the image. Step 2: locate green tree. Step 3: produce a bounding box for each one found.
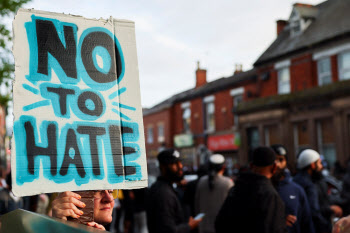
[0,0,30,106]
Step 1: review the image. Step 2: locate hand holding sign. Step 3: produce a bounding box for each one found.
[52,191,85,220]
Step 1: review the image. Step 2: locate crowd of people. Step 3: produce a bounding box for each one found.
[1,146,350,233]
[144,146,350,233]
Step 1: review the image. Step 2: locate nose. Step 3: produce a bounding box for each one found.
[177,161,183,170]
[101,190,114,202]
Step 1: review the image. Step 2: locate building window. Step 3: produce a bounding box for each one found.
[264,124,280,146]
[182,107,191,133]
[247,127,259,161]
[317,57,332,85]
[289,9,301,36]
[290,20,301,35]
[233,94,243,127]
[317,118,336,169]
[158,124,164,143]
[147,126,153,144]
[293,121,310,156]
[338,51,350,80]
[277,67,290,94]
[205,101,215,132]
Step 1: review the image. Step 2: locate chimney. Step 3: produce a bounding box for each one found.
[196,61,207,88]
[234,63,243,75]
[276,20,288,36]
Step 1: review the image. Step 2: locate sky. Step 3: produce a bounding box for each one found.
[10,0,325,110]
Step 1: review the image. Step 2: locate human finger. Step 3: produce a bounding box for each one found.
[288,215,297,223]
[52,208,81,220]
[58,191,82,200]
[59,196,86,208]
[333,217,350,233]
[87,222,106,231]
[58,202,84,216]
[52,196,85,219]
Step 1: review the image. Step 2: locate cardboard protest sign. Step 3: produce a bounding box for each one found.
[12,9,147,196]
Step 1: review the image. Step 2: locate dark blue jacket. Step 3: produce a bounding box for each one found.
[294,170,331,233]
[276,171,315,233]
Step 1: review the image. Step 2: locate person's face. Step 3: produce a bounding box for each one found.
[315,159,323,172]
[93,190,115,225]
[310,159,324,181]
[166,161,184,182]
[311,158,323,172]
[276,155,287,171]
[271,155,286,183]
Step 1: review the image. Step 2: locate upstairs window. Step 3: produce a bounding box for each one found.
[158,124,164,143]
[290,20,301,35]
[147,126,153,144]
[317,57,332,86]
[233,94,243,127]
[204,96,215,132]
[338,51,350,80]
[205,102,215,132]
[181,102,191,133]
[290,9,301,36]
[230,87,244,129]
[277,67,290,94]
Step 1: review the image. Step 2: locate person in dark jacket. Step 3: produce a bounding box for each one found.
[294,149,342,233]
[271,145,315,233]
[215,146,287,233]
[146,149,202,233]
[341,160,350,215]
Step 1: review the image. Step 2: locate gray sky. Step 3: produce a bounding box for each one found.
[18,0,324,108]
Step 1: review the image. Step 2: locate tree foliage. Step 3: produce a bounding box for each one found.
[0,0,30,106]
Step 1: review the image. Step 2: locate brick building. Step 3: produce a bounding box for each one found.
[144,0,350,171]
[237,0,350,170]
[143,64,256,169]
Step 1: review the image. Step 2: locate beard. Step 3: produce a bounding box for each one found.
[165,167,183,183]
[271,168,285,187]
[311,169,323,182]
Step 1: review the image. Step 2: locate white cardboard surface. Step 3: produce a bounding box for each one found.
[12,9,147,196]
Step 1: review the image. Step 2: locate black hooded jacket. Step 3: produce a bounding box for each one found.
[215,172,287,233]
[146,176,190,233]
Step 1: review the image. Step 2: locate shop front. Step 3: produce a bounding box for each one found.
[207,133,240,174]
[174,134,197,171]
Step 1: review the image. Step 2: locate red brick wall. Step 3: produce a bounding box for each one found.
[191,98,204,134]
[215,90,234,131]
[290,54,315,91]
[261,69,278,97]
[143,108,173,153]
[196,69,207,88]
[173,103,183,135]
[251,53,321,99]
[331,55,339,82]
[244,82,258,101]
[250,65,277,98]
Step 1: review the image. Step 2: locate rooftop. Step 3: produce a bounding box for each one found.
[143,69,257,116]
[254,0,350,66]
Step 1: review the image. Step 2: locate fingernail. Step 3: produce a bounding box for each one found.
[78,195,81,199]
[80,211,84,215]
[77,215,80,218]
[83,203,86,208]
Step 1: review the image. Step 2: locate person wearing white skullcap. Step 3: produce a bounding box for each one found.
[194,154,234,233]
[294,149,343,233]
